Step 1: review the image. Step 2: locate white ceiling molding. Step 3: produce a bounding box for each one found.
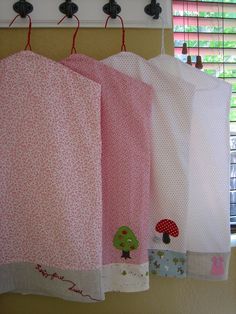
[0,0,172,29]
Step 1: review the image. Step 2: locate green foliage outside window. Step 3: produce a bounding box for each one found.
[174,25,236,33]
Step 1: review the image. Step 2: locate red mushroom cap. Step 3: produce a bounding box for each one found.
[155,219,179,237]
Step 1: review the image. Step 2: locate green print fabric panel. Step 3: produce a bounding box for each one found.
[149,250,186,278]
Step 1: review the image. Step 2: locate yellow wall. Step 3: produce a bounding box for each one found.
[1,28,236,314]
[0,28,173,60]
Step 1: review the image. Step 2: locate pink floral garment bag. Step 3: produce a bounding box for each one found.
[0,51,104,302]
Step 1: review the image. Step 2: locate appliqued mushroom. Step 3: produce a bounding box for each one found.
[155,219,179,244]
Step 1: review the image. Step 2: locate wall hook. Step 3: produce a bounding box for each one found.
[144,0,162,20]
[13,0,33,18]
[103,0,121,19]
[59,0,78,19]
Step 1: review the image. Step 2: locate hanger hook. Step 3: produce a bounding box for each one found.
[59,0,79,19]
[58,15,80,55]
[103,0,121,19]
[13,0,33,18]
[105,15,126,52]
[9,14,32,51]
[144,1,162,20]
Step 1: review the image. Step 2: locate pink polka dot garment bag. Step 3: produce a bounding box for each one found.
[0,51,104,302]
[60,53,153,293]
[103,52,196,279]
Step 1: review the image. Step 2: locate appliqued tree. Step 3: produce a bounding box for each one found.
[113,226,139,259]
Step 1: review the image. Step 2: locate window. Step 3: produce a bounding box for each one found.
[172,0,236,232]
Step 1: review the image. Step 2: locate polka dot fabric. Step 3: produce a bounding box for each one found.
[61,54,153,292]
[150,55,231,280]
[156,219,179,237]
[103,52,196,253]
[150,55,231,254]
[0,51,103,271]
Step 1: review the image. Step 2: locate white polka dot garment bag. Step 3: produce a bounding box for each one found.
[149,54,232,280]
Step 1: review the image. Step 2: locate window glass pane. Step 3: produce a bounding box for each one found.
[231,96,236,107]
[230,109,236,121]
[230,190,236,202]
[230,164,236,177]
[230,178,236,189]
[230,124,236,136]
[231,151,236,163]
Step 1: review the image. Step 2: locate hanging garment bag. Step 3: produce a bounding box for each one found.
[150,54,232,280]
[61,53,153,293]
[103,51,196,278]
[0,51,104,302]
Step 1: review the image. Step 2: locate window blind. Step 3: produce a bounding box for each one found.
[172,0,236,231]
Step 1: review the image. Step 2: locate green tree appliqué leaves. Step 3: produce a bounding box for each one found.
[113,226,139,259]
